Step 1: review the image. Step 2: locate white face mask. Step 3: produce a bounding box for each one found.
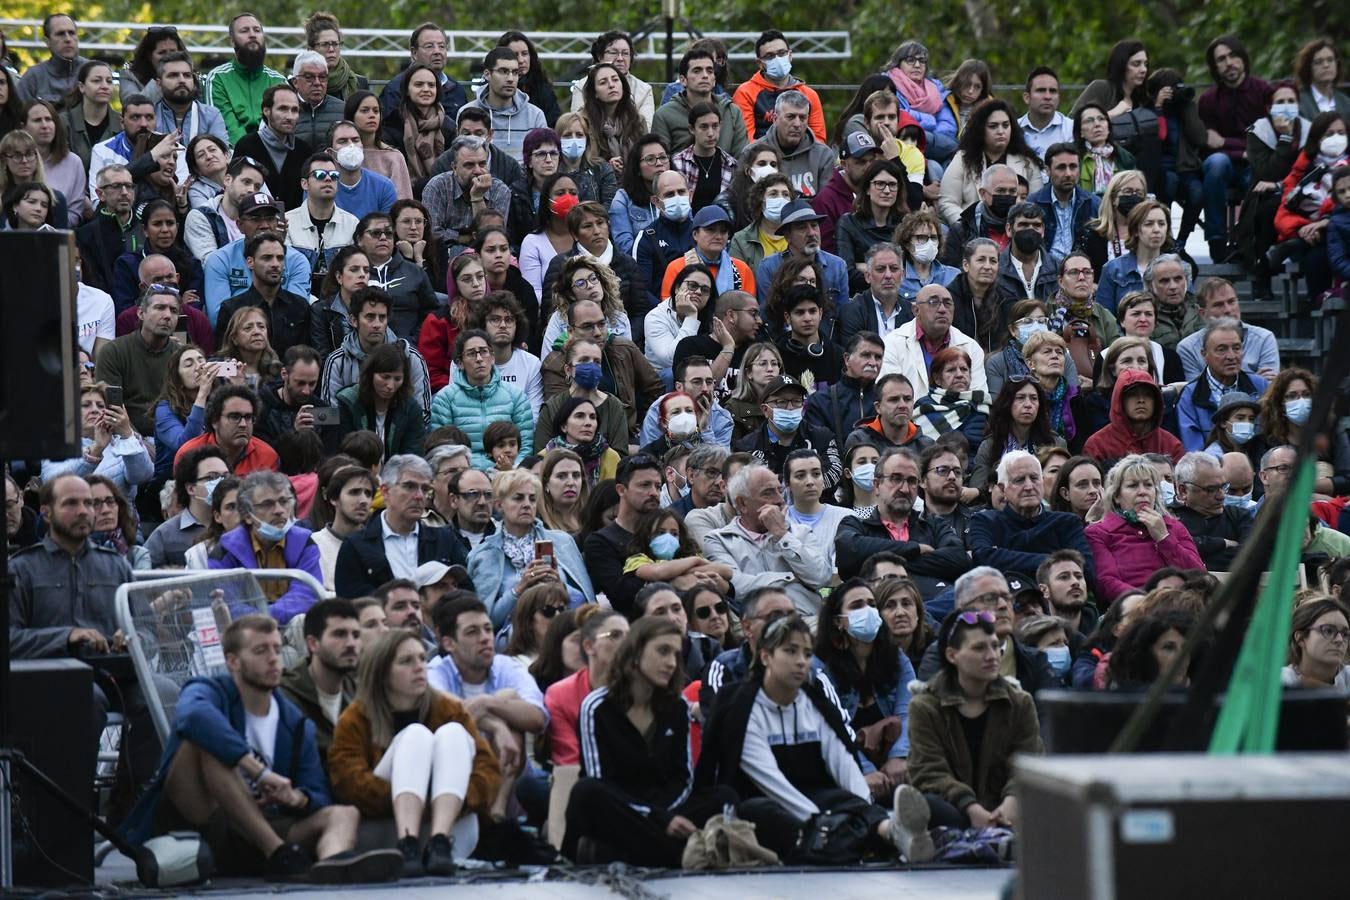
[667,411,698,438]
[911,241,939,264]
[750,162,779,182]
[1320,133,1348,158]
[335,144,365,171]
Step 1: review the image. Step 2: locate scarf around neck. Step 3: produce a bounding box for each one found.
[404,104,445,180]
[326,56,362,99]
[545,434,610,483]
[888,68,942,115]
[1087,144,1115,193]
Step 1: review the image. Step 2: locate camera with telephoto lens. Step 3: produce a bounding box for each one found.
[1173,84,1195,104]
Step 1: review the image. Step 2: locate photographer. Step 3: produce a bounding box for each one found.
[1146,69,1208,248]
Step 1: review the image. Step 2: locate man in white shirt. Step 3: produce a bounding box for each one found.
[1017,67,1075,159]
[309,465,376,591]
[879,283,987,396]
[74,244,115,355]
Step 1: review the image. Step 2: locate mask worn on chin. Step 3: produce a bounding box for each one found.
[1013,229,1042,255]
[764,56,792,81]
[750,163,779,183]
[1228,421,1255,444]
[667,411,698,438]
[988,194,1016,219]
[254,517,295,543]
[763,195,788,221]
[844,605,882,643]
[851,462,876,492]
[649,533,680,560]
[572,361,602,390]
[1043,645,1071,676]
[770,408,803,432]
[1116,194,1143,217]
[1319,133,1347,158]
[560,138,587,161]
[661,195,692,222]
[550,194,580,218]
[1285,398,1312,425]
[911,241,939,264]
[335,144,365,171]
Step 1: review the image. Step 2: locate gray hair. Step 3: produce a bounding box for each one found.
[380,454,432,486]
[96,163,132,187]
[1143,252,1190,287]
[726,463,772,506]
[237,471,294,521]
[774,89,811,114]
[450,134,488,164]
[292,50,328,78]
[996,448,1040,488]
[865,241,904,266]
[686,444,729,474]
[427,443,471,473]
[962,237,999,262]
[877,445,920,478]
[980,163,1015,191]
[1174,451,1219,486]
[1200,317,1243,352]
[954,566,1007,607]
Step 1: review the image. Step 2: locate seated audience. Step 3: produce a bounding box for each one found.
[337,343,428,461]
[280,598,361,767]
[622,506,733,595]
[970,378,1067,496]
[545,609,631,766]
[1282,597,1350,689]
[1082,370,1184,468]
[1171,451,1255,571]
[913,347,990,452]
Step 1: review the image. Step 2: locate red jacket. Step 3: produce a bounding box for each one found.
[1273,151,1343,242]
[417,312,459,392]
[1085,510,1205,602]
[1082,369,1184,467]
[543,666,592,767]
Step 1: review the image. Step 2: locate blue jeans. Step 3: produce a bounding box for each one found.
[926,130,958,167]
[1201,152,1251,241]
[1162,169,1206,240]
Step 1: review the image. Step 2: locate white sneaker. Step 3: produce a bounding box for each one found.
[890,784,934,863]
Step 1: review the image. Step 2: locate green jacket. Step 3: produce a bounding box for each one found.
[336,387,427,461]
[906,669,1043,812]
[279,658,355,769]
[650,91,749,158]
[1151,293,1204,353]
[729,222,772,272]
[201,60,287,143]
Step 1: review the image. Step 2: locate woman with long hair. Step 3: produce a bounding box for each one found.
[345,90,413,199]
[538,448,590,534]
[1085,454,1204,600]
[1283,597,1350,689]
[1076,169,1149,274]
[544,608,630,765]
[643,264,717,380]
[904,609,1043,831]
[943,59,994,138]
[312,245,370,358]
[1106,611,1195,689]
[392,199,447,301]
[1257,368,1350,497]
[835,160,908,271]
[217,306,281,381]
[728,169,793,270]
[184,133,229,209]
[474,226,542,334]
[420,252,485,392]
[726,341,785,442]
[22,99,84,224]
[581,62,645,170]
[971,377,1066,494]
[63,61,119,171]
[498,31,561,126]
[875,576,935,671]
[0,130,68,226]
[1096,199,1175,314]
[87,474,150,569]
[305,11,368,100]
[521,126,562,213]
[1073,39,1150,118]
[937,99,1043,226]
[543,397,620,485]
[554,111,618,205]
[336,343,426,460]
[0,66,23,141]
[112,199,203,311]
[539,254,631,351]
[120,25,185,105]
[814,578,915,781]
[1,181,56,230]
[684,584,739,652]
[520,170,580,299]
[717,141,784,232]
[503,581,570,669]
[153,345,225,479]
[185,474,242,569]
[381,65,452,183]
[1270,110,1347,298]
[578,478,620,546]
[622,506,732,590]
[837,434,880,517]
[329,629,502,875]
[566,617,737,866]
[530,607,584,693]
[609,134,670,254]
[1073,102,1137,196]
[1050,454,1106,523]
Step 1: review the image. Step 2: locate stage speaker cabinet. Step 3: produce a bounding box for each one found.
[1016,753,1350,899]
[8,659,96,887]
[0,229,80,459]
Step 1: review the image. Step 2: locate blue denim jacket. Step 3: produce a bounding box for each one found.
[814,649,916,760]
[467,521,595,628]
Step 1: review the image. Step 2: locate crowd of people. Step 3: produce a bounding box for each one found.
[4,10,1350,885]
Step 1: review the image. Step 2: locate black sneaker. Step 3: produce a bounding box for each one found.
[475,820,559,866]
[422,833,456,877]
[263,842,313,883]
[397,835,421,877]
[309,848,404,884]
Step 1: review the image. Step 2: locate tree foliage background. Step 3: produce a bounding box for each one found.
[7,0,1346,104]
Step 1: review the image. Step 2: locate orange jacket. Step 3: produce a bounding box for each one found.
[659,252,757,301]
[327,693,502,818]
[732,72,827,143]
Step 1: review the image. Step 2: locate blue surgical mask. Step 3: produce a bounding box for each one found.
[1270,102,1299,122]
[844,605,882,643]
[771,408,802,432]
[572,361,602,390]
[560,137,587,161]
[1043,645,1071,676]
[1223,491,1253,509]
[764,56,792,81]
[661,195,692,222]
[1158,479,1175,507]
[200,477,224,504]
[254,517,295,543]
[1228,421,1255,444]
[1285,398,1312,425]
[851,462,876,492]
[763,196,789,222]
[649,533,680,560]
[1017,322,1047,344]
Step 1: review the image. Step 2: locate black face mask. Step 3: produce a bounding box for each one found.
[1116,194,1143,217]
[989,194,1016,219]
[1013,229,1042,255]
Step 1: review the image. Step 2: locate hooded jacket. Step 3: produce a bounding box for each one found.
[461,84,548,161]
[732,71,827,143]
[762,124,838,199]
[651,90,749,157]
[1085,509,1206,600]
[1083,369,1185,468]
[320,330,433,423]
[429,367,534,470]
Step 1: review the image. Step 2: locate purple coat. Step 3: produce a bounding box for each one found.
[1084,511,1205,602]
[209,524,323,624]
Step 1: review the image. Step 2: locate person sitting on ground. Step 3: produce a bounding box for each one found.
[280,598,361,769]
[328,629,501,876]
[544,608,631,767]
[120,615,402,884]
[566,617,740,866]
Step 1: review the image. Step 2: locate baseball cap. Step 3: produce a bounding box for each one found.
[238,192,284,217]
[842,131,880,160]
[691,205,732,230]
[759,374,809,403]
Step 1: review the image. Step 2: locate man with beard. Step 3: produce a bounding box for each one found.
[153,52,229,183]
[835,447,970,599]
[753,200,850,309]
[185,154,271,261]
[202,12,287,143]
[234,84,312,212]
[122,615,402,883]
[334,455,471,598]
[1035,549,1097,636]
[175,384,281,475]
[309,465,375,591]
[280,599,362,769]
[257,346,324,447]
[203,193,313,324]
[807,332,883,450]
[446,468,497,554]
[214,231,312,355]
[582,455,671,618]
[146,447,231,567]
[918,442,979,546]
[285,152,358,298]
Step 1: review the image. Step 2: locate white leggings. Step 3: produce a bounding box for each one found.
[374,721,475,804]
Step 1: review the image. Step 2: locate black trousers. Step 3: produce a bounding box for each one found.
[922,793,972,829]
[563,777,738,867]
[736,787,887,860]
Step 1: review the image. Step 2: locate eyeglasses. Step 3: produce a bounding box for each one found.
[766,399,804,410]
[99,181,135,192]
[1063,268,1094,279]
[4,151,38,162]
[695,467,724,480]
[540,605,568,618]
[297,71,328,82]
[308,169,340,181]
[90,496,119,509]
[311,40,342,50]
[928,464,961,479]
[681,282,712,297]
[572,319,607,332]
[492,67,521,77]
[462,346,493,359]
[917,297,954,309]
[571,273,600,290]
[871,181,900,192]
[696,601,729,619]
[966,592,1012,609]
[252,497,290,512]
[532,149,560,159]
[1014,316,1050,327]
[902,55,929,66]
[604,49,633,59]
[640,153,670,166]
[487,314,516,326]
[223,412,255,424]
[881,473,920,487]
[364,228,394,239]
[910,234,938,244]
[1263,464,1294,475]
[454,489,492,502]
[1183,481,1230,496]
[1311,624,1350,642]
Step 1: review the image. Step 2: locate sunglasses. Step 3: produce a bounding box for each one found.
[955,610,997,626]
[695,601,729,620]
[540,605,568,618]
[308,169,341,181]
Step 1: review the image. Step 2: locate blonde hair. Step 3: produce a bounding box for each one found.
[1090,170,1149,238]
[555,111,606,168]
[494,467,541,502]
[1021,329,1067,360]
[354,630,435,749]
[1103,453,1167,518]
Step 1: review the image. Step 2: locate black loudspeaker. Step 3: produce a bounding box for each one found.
[0,230,80,459]
[8,659,96,887]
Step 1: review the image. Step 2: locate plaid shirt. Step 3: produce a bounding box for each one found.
[672,146,737,198]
